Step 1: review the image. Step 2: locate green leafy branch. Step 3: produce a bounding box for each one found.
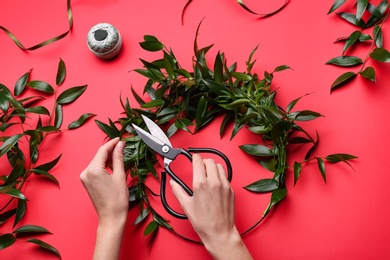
[96,24,357,245]
[326,0,389,93]
[0,59,95,258]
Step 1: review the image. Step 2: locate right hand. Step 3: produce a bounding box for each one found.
[170,154,252,260]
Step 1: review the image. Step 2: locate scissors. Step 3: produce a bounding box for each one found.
[132,115,233,219]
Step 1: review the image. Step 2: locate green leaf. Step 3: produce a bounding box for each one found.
[359,67,376,82]
[141,99,164,108]
[54,104,63,129]
[26,238,61,259]
[1,188,26,200]
[0,209,16,225]
[134,208,149,225]
[231,72,252,81]
[356,0,369,22]
[214,52,224,84]
[195,96,208,131]
[131,87,145,106]
[0,234,16,250]
[343,30,361,55]
[56,85,87,105]
[244,178,278,193]
[286,93,311,113]
[166,123,178,138]
[37,126,59,133]
[68,113,96,129]
[370,48,390,62]
[144,221,159,236]
[270,188,287,207]
[56,58,66,86]
[325,56,363,66]
[143,35,159,42]
[359,34,372,42]
[273,65,291,72]
[294,110,323,121]
[139,36,164,52]
[220,112,233,138]
[239,144,274,157]
[26,81,54,94]
[373,25,383,48]
[13,225,51,235]
[0,84,11,112]
[259,159,277,171]
[330,72,357,93]
[293,161,302,186]
[25,106,50,115]
[0,134,23,156]
[35,154,62,172]
[248,125,271,134]
[153,214,172,230]
[289,136,312,144]
[3,159,25,186]
[14,69,31,96]
[202,79,228,96]
[30,169,59,186]
[328,0,346,14]
[14,199,26,227]
[317,157,326,184]
[175,68,192,79]
[95,119,120,139]
[325,153,358,163]
[175,118,193,133]
[337,12,365,27]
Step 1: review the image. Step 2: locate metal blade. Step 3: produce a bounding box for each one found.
[142,115,172,147]
[132,124,167,156]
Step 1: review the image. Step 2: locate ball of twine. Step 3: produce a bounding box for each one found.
[87,23,122,59]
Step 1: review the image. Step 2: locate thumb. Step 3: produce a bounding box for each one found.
[170,179,190,209]
[112,140,125,176]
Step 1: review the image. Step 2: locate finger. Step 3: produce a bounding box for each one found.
[170,179,190,209]
[91,137,120,167]
[112,140,125,177]
[192,154,206,186]
[203,158,220,183]
[216,163,228,183]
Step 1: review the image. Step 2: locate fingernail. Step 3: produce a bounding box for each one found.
[116,140,124,150]
[169,179,174,186]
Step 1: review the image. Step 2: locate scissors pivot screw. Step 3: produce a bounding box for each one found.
[162,145,170,153]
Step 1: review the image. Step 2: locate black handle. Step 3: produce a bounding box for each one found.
[161,171,187,219]
[160,148,233,219]
[188,147,233,182]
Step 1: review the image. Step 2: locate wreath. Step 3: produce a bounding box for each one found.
[95,22,357,245]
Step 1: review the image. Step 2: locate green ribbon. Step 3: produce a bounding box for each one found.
[237,0,290,17]
[0,0,73,51]
[182,0,290,25]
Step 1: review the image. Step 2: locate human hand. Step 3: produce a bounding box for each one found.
[80,137,129,224]
[170,154,252,260]
[80,137,128,260]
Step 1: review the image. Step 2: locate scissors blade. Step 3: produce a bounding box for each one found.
[132,124,167,156]
[141,115,173,147]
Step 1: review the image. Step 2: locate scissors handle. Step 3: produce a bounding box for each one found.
[161,148,233,219]
[188,147,233,182]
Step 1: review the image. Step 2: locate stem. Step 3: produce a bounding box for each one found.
[359,11,389,72]
[0,197,15,212]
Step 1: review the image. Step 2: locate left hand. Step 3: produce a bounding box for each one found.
[80,137,129,226]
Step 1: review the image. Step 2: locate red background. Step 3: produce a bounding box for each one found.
[1,0,390,259]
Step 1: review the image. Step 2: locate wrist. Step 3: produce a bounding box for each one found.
[97,213,127,232]
[203,229,252,260]
[93,215,127,260]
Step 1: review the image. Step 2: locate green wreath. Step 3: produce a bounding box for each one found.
[95,23,357,244]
